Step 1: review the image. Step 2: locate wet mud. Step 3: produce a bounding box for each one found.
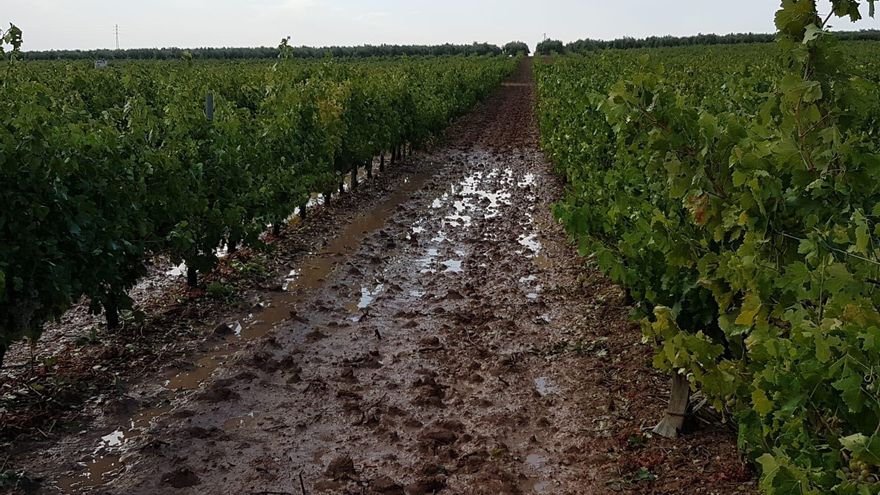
[4,60,755,495]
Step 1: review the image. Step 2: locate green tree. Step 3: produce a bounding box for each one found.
[535,39,565,55]
[502,41,530,56]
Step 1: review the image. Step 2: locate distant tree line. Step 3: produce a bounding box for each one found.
[538,29,880,55]
[21,42,507,61]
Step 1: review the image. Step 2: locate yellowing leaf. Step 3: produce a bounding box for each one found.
[736,293,763,326]
[752,389,774,415]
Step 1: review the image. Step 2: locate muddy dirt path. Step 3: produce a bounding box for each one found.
[9,61,755,495]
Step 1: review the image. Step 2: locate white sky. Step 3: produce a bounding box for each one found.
[5,0,880,52]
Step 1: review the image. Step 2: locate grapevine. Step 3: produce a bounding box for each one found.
[536,1,879,492]
[0,29,517,365]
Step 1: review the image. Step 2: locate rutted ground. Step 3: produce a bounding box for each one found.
[5,61,755,494]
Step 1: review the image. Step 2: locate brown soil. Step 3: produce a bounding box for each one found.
[1,60,756,495]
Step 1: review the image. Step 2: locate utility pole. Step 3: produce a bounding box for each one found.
[115,24,119,50]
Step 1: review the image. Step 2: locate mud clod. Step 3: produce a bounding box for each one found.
[324,455,357,480]
[161,467,201,488]
[404,476,447,495]
[371,475,405,494]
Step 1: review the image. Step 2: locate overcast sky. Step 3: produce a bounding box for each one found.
[6,0,880,52]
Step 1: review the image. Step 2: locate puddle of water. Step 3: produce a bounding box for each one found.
[166,262,187,277]
[454,170,513,219]
[57,405,172,492]
[518,234,542,255]
[444,214,473,228]
[165,245,231,277]
[306,192,325,209]
[419,247,440,273]
[100,430,125,448]
[526,453,548,470]
[283,269,300,291]
[441,260,463,273]
[534,377,560,397]
[519,173,537,188]
[347,284,385,315]
[222,411,257,430]
[522,452,552,493]
[165,353,229,390]
[58,455,125,492]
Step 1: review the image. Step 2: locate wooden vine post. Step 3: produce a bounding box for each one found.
[350,164,358,190]
[653,372,690,438]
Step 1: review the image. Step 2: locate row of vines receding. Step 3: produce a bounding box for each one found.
[0,27,518,366]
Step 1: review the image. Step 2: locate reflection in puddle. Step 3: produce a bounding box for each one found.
[165,246,231,277]
[442,260,463,273]
[518,234,542,255]
[534,377,560,397]
[100,430,125,448]
[526,452,548,470]
[348,284,385,314]
[166,262,187,277]
[519,173,537,188]
[166,353,228,390]
[283,269,300,291]
[445,214,473,228]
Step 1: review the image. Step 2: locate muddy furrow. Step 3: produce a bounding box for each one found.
[10,61,755,495]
